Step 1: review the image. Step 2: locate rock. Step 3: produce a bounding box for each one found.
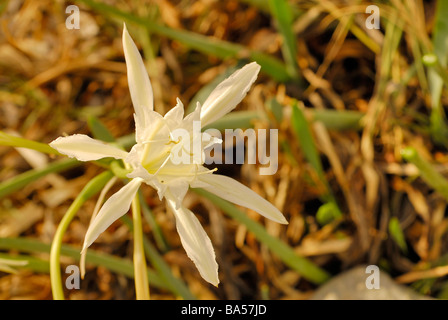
[310,265,432,300]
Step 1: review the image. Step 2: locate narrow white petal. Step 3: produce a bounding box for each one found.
[164,98,185,129]
[50,134,128,161]
[123,23,154,132]
[166,193,219,286]
[166,180,189,209]
[0,265,18,274]
[0,258,28,267]
[200,62,261,127]
[81,178,143,252]
[197,174,288,224]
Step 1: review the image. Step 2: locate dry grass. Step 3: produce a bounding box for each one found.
[1,0,448,300]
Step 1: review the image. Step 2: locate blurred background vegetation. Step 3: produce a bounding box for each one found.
[1,0,448,300]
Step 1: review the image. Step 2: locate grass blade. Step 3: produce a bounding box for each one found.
[428,0,448,146]
[310,108,364,131]
[0,253,48,274]
[291,101,342,223]
[268,0,300,80]
[401,147,448,200]
[291,102,325,179]
[0,131,60,155]
[0,158,80,199]
[87,115,116,143]
[203,111,261,131]
[241,0,302,17]
[0,237,167,290]
[388,217,408,254]
[139,191,170,253]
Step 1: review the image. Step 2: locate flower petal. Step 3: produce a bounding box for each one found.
[200,62,261,127]
[81,178,143,253]
[166,193,219,286]
[166,180,189,209]
[197,174,288,224]
[123,23,154,135]
[164,98,185,129]
[50,134,128,161]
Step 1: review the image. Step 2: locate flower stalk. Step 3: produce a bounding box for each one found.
[50,171,114,300]
[131,193,150,299]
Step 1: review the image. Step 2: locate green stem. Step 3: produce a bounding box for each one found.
[120,214,196,300]
[110,160,132,178]
[131,195,150,300]
[0,158,80,199]
[0,237,167,290]
[0,131,61,155]
[50,171,114,300]
[401,147,448,200]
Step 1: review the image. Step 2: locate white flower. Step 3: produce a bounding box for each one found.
[49,24,287,286]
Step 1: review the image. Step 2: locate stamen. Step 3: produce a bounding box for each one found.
[166,136,181,145]
[141,138,170,144]
[152,163,217,179]
[191,165,217,179]
[181,143,194,157]
[196,167,218,175]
